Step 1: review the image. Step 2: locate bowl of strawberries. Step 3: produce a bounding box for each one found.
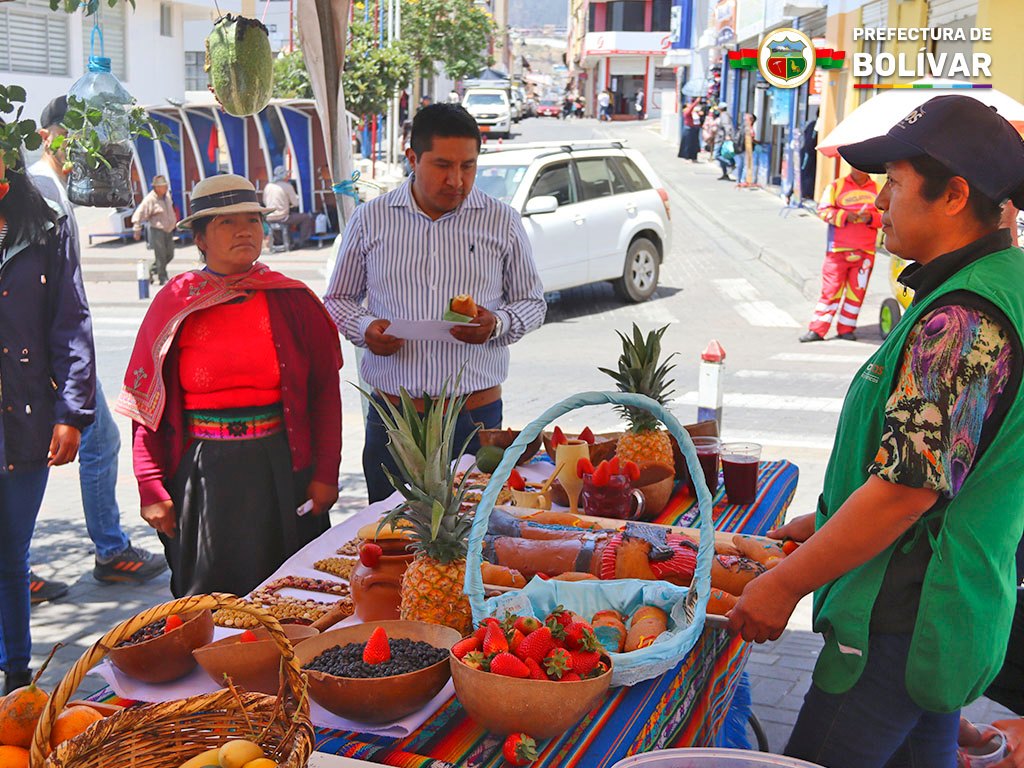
[543,426,620,466]
[450,608,613,738]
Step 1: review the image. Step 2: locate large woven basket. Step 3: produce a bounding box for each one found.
[464,391,717,678]
[30,593,314,768]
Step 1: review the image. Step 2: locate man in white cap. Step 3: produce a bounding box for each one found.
[262,165,314,249]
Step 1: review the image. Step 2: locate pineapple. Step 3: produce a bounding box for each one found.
[598,324,678,469]
[361,382,475,635]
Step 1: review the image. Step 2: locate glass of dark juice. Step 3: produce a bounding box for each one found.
[691,436,721,496]
[721,442,762,505]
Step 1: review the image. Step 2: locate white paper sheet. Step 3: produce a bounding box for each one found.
[383,318,473,342]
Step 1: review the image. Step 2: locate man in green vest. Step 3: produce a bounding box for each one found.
[727,95,1024,767]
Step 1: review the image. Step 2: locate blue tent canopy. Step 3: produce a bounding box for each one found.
[279,105,313,213]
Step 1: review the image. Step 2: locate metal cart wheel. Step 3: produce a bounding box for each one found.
[880,298,902,340]
[748,711,770,752]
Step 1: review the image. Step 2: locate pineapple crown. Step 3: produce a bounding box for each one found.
[358,377,475,564]
[597,323,677,433]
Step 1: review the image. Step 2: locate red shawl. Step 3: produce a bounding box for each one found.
[115,264,318,429]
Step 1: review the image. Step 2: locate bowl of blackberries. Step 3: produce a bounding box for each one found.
[107,610,215,684]
[293,620,462,724]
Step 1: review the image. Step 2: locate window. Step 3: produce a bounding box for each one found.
[81,1,126,79]
[588,7,598,32]
[607,1,645,32]
[528,162,576,207]
[160,3,172,37]
[475,165,527,204]
[652,0,672,32]
[609,157,652,192]
[0,0,69,75]
[185,51,208,91]
[574,158,617,200]
[464,92,507,107]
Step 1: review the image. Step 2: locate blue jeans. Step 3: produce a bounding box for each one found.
[363,396,502,503]
[785,633,960,768]
[77,383,129,560]
[0,467,49,673]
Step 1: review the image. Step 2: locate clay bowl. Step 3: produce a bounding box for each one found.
[542,431,620,466]
[193,624,320,695]
[108,609,214,684]
[294,620,461,724]
[450,652,612,738]
[477,428,542,464]
[634,463,676,519]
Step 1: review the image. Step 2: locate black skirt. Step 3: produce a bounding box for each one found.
[161,430,330,598]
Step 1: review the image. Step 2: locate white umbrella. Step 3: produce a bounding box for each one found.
[817,78,1024,158]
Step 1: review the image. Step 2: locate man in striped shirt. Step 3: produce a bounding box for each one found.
[325,104,546,502]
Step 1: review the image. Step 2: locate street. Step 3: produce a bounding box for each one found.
[27,114,1012,749]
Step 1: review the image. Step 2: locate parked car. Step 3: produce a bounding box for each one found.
[536,98,561,118]
[462,88,512,139]
[511,88,526,123]
[474,142,671,302]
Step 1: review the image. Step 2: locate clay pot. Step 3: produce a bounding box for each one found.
[634,463,676,519]
[350,542,414,622]
[107,609,214,684]
[478,428,543,464]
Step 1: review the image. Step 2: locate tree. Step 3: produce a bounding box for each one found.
[340,8,413,116]
[273,49,315,99]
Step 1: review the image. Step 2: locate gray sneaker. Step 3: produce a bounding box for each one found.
[93,543,168,584]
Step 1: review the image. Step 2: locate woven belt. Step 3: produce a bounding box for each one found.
[185,405,284,441]
[380,385,501,412]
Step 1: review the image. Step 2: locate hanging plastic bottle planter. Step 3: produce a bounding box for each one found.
[206,15,274,117]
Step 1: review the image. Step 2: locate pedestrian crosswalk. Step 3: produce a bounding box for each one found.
[712,278,801,327]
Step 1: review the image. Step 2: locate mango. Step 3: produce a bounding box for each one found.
[476,445,505,474]
[218,740,264,768]
[177,748,221,768]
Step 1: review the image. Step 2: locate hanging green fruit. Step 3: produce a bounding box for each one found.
[205,14,274,117]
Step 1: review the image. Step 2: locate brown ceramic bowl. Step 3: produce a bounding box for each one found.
[542,431,620,466]
[478,428,543,464]
[294,620,461,724]
[635,463,676,519]
[450,653,612,738]
[107,609,214,684]
[193,624,320,695]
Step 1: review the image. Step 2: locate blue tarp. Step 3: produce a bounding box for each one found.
[279,106,313,213]
[218,112,247,177]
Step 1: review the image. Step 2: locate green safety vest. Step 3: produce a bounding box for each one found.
[814,246,1024,712]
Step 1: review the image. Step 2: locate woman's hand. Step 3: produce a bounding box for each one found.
[768,513,816,543]
[306,480,339,516]
[726,569,802,643]
[142,500,176,537]
[48,424,81,466]
[990,718,1024,767]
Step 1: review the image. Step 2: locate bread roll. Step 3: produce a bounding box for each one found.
[707,588,738,616]
[731,534,786,565]
[550,571,598,582]
[449,294,478,317]
[481,562,527,588]
[712,555,766,596]
[592,610,627,653]
[624,606,668,652]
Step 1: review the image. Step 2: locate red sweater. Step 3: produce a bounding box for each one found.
[817,173,882,253]
[132,288,342,506]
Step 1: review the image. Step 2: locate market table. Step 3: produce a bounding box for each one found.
[310,458,799,768]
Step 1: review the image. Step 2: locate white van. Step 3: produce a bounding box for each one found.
[461,88,512,140]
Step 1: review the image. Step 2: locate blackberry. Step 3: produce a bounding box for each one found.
[303,638,448,678]
[119,618,167,647]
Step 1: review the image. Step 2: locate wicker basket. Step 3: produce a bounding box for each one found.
[30,593,314,768]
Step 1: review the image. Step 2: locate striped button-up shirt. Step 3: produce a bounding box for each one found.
[324,179,546,397]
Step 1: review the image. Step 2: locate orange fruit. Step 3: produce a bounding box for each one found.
[0,745,30,768]
[50,705,103,750]
[0,684,48,748]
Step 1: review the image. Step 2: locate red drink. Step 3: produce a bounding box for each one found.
[581,473,642,520]
[693,437,720,496]
[722,454,759,505]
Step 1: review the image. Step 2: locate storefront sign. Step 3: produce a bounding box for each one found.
[769,87,793,125]
[714,0,736,45]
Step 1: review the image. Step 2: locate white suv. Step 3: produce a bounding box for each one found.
[462,88,512,140]
[474,142,671,301]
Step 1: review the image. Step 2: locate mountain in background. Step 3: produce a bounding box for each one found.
[509,0,568,29]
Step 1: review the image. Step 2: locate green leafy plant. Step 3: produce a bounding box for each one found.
[0,85,42,169]
[341,9,414,116]
[49,0,135,14]
[49,96,176,171]
[401,0,495,87]
[273,48,314,100]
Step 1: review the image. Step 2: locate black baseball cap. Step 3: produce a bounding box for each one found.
[39,96,68,129]
[840,95,1024,207]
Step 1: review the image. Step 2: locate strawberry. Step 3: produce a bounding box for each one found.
[509,628,526,653]
[563,622,598,652]
[239,630,259,643]
[514,616,542,635]
[503,733,538,766]
[490,652,530,678]
[576,457,595,478]
[560,672,582,682]
[608,455,620,475]
[163,614,183,633]
[0,180,10,201]
[359,542,383,568]
[515,626,555,662]
[362,626,391,665]
[552,425,567,447]
[591,461,611,487]
[543,647,572,679]
[624,460,641,483]
[569,649,601,676]
[508,469,527,492]
[578,426,595,444]
[452,635,481,659]
[483,623,509,655]
[545,606,576,629]
[525,658,548,681]
[473,625,488,643]
[462,651,487,671]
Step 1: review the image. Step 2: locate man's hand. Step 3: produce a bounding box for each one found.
[768,513,815,543]
[726,569,803,643]
[133,229,142,241]
[450,307,497,345]
[305,480,339,516]
[48,424,81,466]
[141,500,176,537]
[365,319,405,356]
[848,212,871,225]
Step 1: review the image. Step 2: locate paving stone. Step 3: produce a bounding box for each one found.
[752,676,800,706]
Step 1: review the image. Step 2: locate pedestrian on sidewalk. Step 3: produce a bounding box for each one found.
[598,89,611,121]
[677,97,701,161]
[0,149,95,694]
[29,96,167,598]
[727,95,1024,768]
[634,89,645,121]
[713,104,736,180]
[132,175,177,285]
[800,167,882,342]
[735,112,759,187]
[116,175,342,598]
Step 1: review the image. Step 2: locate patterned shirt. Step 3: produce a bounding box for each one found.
[323,178,546,396]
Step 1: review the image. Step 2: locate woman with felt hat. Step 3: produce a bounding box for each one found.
[116,174,342,598]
